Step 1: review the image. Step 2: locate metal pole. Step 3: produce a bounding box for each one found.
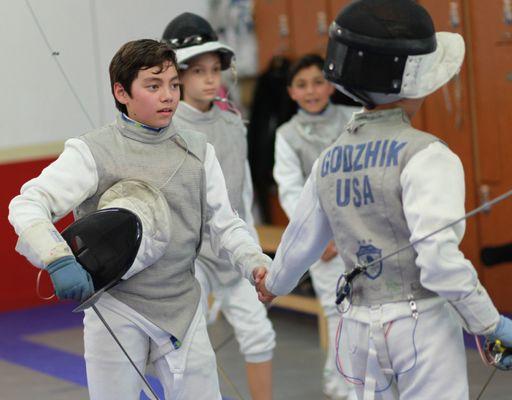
[91,305,160,400]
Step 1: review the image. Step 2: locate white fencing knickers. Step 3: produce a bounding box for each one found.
[83,293,222,400]
[339,298,468,400]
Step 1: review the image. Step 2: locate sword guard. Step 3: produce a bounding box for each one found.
[335,279,351,305]
[486,339,512,371]
[335,263,366,305]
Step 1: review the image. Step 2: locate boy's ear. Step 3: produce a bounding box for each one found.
[287,86,298,102]
[113,82,130,105]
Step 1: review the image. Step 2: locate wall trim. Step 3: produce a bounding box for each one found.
[0,141,64,164]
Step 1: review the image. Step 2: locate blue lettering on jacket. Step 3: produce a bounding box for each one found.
[321,139,407,175]
[343,145,353,172]
[353,144,365,171]
[320,139,406,208]
[321,149,331,177]
[379,140,389,167]
[365,140,381,168]
[386,141,407,167]
[331,146,342,173]
[336,175,374,208]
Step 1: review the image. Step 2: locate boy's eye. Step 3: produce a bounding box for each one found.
[148,85,159,90]
[171,83,180,90]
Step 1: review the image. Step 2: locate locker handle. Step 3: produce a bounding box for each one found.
[278,14,289,37]
[479,185,492,213]
[449,1,461,29]
[317,11,328,35]
[504,0,512,25]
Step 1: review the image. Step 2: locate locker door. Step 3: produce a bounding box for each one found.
[466,0,512,311]
[418,0,482,278]
[288,0,330,58]
[410,108,425,131]
[254,0,293,72]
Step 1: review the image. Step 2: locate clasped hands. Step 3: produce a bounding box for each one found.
[252,267,276,304]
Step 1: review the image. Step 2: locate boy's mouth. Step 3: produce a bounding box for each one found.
[158,108,173,114]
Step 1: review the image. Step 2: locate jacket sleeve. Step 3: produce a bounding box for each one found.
[8,138,99,268]
[266,161,333,295]
[401,141,499,335]
[241,160,260,243]
[273,133,305,218]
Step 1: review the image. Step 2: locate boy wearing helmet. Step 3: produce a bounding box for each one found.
[163,13,275,400]
[256,1,512,399]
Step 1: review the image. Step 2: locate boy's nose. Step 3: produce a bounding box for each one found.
[161,88,174,102]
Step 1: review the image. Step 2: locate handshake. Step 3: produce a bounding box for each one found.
[252,267,276,304]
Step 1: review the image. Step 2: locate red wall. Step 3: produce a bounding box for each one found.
[1,158,73,312]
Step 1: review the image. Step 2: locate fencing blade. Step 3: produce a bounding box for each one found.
[92,305,160,400]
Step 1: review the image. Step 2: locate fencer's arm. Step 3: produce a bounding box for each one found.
[266,162,333,296]
[204,144,272,282]
[241,160,260,243]
[8,139,98,268]
[401,142,499,335]
[273,133,305,218]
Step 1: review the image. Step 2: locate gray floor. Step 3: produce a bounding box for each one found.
[0,306,510,400]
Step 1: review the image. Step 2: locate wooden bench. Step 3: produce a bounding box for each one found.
[255,225,328,350]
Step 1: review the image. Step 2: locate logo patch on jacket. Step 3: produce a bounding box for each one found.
[356,244,383,279]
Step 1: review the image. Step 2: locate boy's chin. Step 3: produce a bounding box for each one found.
[156,114,174,126]
[301,103,329,114]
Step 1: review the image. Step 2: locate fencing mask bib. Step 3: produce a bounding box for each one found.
[62,179,172,311]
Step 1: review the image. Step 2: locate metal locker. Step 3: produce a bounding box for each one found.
[466,0,512,311]
[254,0,293,72]
[288,0,330,58]
[418,0,482,277]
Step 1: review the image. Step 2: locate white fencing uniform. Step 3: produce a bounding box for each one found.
[84,293,220,400]
[8,115,271,399]
[267,110,500,400]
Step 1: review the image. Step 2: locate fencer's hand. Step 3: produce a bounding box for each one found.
[252,266,267,286]
[320,240,338,262]
[490,315,512,347]
[253,268,276,304]
[488,315,512,368]
[46,256,94,301]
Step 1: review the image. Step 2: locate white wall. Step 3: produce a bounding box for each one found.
[0,0,208,150]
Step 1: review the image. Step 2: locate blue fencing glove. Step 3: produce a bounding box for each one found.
[46,256,94,302]
[488,315,512,369]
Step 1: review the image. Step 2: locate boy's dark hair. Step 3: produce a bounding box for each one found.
[109,39,177,114]
[287,54,325,86]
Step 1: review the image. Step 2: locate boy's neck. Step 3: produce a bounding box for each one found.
[183,97,213,113]
[122,113,166,132]
[299,103,330,116]
[366,97,424,120]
